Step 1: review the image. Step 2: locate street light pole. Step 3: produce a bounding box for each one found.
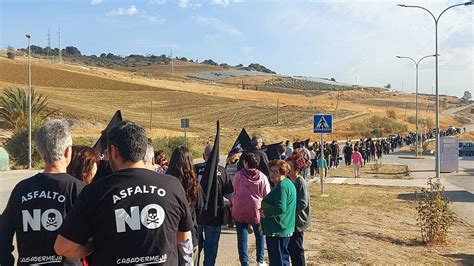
[396,54,436,157]
[26,34,32,170]
[398,1,472,177]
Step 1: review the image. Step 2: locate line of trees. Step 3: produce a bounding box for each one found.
[6,44,276,73]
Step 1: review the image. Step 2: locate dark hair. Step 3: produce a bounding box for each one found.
[277,144,286,154]
[106,121,147,162]
[67,146,100,184]
[154,150,169,166]
[268,160,291,175]
[241,152,260,168]
[354,147,359,152]
[166,146,198,206]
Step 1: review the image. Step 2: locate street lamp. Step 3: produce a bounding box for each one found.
[26,34,32,170]
[398,1,472,178]
[396,54,436,157]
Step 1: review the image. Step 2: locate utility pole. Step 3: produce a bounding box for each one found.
[58,28,62,63]
[170,48,174,76]
[276,99,280,124]
[334,91,341,119]
[26,34,32,169]
[149,100,153,130]
[47,29,51,58]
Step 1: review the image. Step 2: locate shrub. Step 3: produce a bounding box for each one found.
[407,115,416,124]
[371,128,383,138]
[0,87,56,131]
[73,137,96,147]
[6,128,41,167]
[386,110,397,119]
[153,136,200,159]
[350,115,408,138]
[416,178,454,245]
[6,51,15,60]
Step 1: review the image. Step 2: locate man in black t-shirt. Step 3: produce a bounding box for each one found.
[0,120,84,266]
[55,121,194,265]
[196,144,233,266]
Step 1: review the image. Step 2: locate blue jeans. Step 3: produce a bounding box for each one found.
[235,221,265,266]
[266,236,290,266]
[198,225,221,266]
[288,231,305,266]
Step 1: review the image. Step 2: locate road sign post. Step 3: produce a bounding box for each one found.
[181,118,189,147]
[314,114,333,197]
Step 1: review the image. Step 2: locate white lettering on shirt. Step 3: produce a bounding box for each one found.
[22,209,63,232]
[115,204,165,233]
[21,190,65,204]
[116,254,167,264]
[112,185,167,204]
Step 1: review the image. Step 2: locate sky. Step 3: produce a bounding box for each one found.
[1,0,472,97]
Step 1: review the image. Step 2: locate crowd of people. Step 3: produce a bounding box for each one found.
[0,119,463,266]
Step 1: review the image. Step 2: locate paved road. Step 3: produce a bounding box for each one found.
[443,103,474,131]
[327,151,474,226]
[1,151,472,263]
[0,168,244,265]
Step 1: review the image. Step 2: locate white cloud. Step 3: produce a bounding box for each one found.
[178,0,201,8]
[178,0,190,8]
[141,14,166,24]
[91,0,102,5]
[106,5,139,16]
[149,0,166,4]
[269,1,472,96]
[212,0,230,7]
[194,16,242,37]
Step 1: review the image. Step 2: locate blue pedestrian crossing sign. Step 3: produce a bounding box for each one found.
[313,114,333,134]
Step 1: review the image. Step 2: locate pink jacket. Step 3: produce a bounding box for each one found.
[231,168,271,224]
[351,151,364,165]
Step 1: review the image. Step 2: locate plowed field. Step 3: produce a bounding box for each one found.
[0,56,466,149]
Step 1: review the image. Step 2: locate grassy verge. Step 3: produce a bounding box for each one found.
[329,163,410,179]
[305,184,474,264]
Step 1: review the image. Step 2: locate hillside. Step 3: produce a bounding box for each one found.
[0,53,468,151]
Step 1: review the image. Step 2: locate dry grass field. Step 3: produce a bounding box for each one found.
[0,55,469,151]
[305,184,474,264]
[329,163,411,179]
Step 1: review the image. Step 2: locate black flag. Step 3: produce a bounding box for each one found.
[293,139,310,149]
[228,128,251,155]
[263,142,283,161]
[92,110,123,154]
[201,121,220,216]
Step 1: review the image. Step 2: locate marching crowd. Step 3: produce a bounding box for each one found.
[0,119,461,266]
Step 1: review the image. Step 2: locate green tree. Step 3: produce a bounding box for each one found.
[461,90,472,104]
[0,87,56,131]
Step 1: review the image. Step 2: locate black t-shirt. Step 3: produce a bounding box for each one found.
[195,163,233,226]
[0,173,84,266]
[59,168,193,265]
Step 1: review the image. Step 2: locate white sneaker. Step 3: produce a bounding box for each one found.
[258,262,268,266]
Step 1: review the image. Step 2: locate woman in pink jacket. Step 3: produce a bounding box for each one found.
[351,147,364,178]
[231,152,271,266]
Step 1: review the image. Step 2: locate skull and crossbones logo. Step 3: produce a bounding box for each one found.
[147,209,160,226]
[46,213,57,227]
